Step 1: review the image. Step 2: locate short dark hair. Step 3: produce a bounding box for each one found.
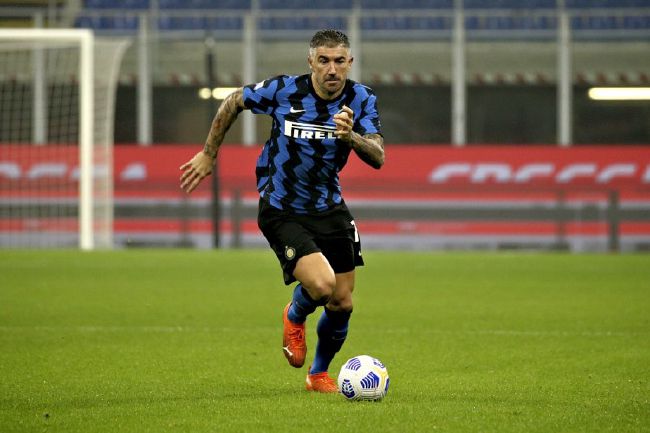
[309,29,350,49]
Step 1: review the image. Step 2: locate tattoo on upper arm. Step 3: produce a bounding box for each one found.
[203,88,245,158]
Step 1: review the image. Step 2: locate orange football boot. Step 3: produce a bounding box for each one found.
[282,303,306,368]
[305,371,338,393]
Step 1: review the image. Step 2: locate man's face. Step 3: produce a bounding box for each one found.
[308,45,353,100]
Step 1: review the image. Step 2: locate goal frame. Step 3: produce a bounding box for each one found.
[0,28,96,250]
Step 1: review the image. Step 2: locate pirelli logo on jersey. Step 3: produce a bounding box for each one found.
[284,120,337,140]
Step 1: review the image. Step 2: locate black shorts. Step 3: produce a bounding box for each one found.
[257,198,364,285]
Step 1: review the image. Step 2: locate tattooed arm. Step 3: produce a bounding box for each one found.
[202,88,246,159]
[180,88,246,193]
[349,132,385,170]
[333,105,385,170]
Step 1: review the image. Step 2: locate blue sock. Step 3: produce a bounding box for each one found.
[287,284,318,324]
[310,308,351,374]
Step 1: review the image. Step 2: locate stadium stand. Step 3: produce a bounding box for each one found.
[71,0,650,33]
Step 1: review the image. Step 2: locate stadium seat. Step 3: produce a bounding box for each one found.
[201,0,250,8]
[591,15,620,29]
[361,0,453,8]
[123,0,149,8]
[158,0,187,8]
[624,15,650,29]
[74,15,113,30]
[567,0,650,7]
[155,15,241,31]
[259,0,351,10]
[75,16,96,28]
[158,0,250,9]
[361,16,452,30]
[157,16,201,30]
[204,16,243,30]
[84,0,149,8]
[464,0,556,8]
[84,0,120,8]
[258,16,346,30]
[113,15,139,29]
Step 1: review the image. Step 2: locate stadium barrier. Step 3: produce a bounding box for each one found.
[2,144,649,251]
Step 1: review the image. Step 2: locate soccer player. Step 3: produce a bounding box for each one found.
[180,29,384,393]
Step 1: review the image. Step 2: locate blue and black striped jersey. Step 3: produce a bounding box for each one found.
[242,74,382,214]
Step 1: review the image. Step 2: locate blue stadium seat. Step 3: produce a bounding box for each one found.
[464,14,557,30]
[158,0,186,8]
[570,15,638,30]
[258,16,346,30]
[157,16,202,30]
[84,0,120,8]
[361,16,452,30]
[259,0,351,9]
[112,15,139,29]
[204,0,250,8]
[567,0,650,7]
[464,15,479,29]
[570,15,584,29]
[157,15,242,30]
[84,0,148,8]
[535,15,557,29]
[464,0,556,8]
[589,15,620,29]
[623,15,650,29]
[484,16,515,29]
[204,16,243,29]
[75,16,96,28]
[74,15,116,30]
[159,0,250,9]
[123,0,149,8]
[361,0,453,8]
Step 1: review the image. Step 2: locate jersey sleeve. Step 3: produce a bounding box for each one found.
[242,76,283,115]
[354,90,382,136]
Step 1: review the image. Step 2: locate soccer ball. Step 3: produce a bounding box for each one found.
[337,355,389,401]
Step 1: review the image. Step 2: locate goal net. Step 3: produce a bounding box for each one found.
[0,29,129,249]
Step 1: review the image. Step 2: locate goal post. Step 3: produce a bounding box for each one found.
[0,29,129,250]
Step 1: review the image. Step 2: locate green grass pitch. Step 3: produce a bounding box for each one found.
[1,250,648,433]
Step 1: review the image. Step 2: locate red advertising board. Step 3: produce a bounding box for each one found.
[341,145,650,191]
[2,144,649,241]
[2,144,650,196]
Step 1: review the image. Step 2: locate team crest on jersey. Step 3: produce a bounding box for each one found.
[284,246,296,260]
[284,120,337,140]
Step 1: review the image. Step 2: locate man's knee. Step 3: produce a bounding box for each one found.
[305,275,336,304]
[326,271,355,312]
[327,288,354,312]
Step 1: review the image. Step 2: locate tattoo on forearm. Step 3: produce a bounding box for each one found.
[351,133,385,169]
[203,88,245,158]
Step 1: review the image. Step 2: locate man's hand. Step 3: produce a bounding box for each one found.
[179,151,214,193]
[333,105,354,142]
